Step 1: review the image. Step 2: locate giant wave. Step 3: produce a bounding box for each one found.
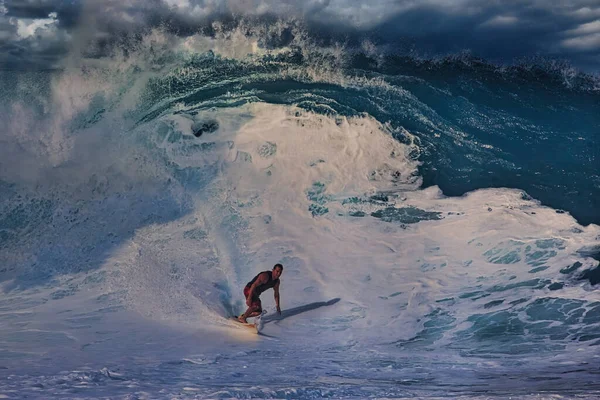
[0,20,599,399]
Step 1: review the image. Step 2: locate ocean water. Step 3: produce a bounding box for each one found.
[0,20,599,399]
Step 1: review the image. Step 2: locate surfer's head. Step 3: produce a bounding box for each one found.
[272,263,283,279]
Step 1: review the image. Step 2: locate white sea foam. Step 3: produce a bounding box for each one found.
[99,103,599,356]
[1,99,598,398]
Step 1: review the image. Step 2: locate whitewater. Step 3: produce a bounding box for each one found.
[1,21,599,399]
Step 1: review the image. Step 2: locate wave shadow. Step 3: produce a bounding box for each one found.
[262,298,340,324]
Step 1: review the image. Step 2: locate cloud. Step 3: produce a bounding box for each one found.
[571,6,600,19]
[4,0,61,19]
[1,0,600,72]
[0,17,18,43]
[479,15,519,28]
[562,32,600,51]
[15,12,57,38]
[566,20,600,36]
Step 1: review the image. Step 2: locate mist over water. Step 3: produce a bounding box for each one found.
[1,18,599,399]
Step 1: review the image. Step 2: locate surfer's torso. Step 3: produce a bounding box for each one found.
[245,271,279,296]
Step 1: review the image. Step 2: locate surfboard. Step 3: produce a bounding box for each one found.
[230,316,257,331]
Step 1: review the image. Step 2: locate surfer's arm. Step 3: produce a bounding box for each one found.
[274,281,281,314]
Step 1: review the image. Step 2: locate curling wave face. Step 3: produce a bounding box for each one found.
[0,22,599,398]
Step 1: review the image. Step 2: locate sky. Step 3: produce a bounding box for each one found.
[1,0,600,72]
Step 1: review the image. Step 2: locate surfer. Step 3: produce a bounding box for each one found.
[237,264,283,323]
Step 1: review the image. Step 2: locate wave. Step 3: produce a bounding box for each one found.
[1,20,599,396]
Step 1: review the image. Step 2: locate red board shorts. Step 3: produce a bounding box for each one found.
[243,286,262,311]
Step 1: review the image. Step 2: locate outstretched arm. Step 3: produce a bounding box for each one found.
[274,281,281,314]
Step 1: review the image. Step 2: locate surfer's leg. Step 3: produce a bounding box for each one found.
[239,297,262,322]
[238,306,261,322]
[238,306,251,323]
[238,287,252,322]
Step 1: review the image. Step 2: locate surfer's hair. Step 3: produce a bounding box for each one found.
[273,263,283,270]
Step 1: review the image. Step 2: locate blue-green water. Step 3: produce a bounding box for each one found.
[0,23,599,399]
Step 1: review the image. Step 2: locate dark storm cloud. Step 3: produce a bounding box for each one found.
[4,0,62,19]
[1,0,599,72]
[301,0,600,71]
[306,0,600,71]
[0,17,18,44]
